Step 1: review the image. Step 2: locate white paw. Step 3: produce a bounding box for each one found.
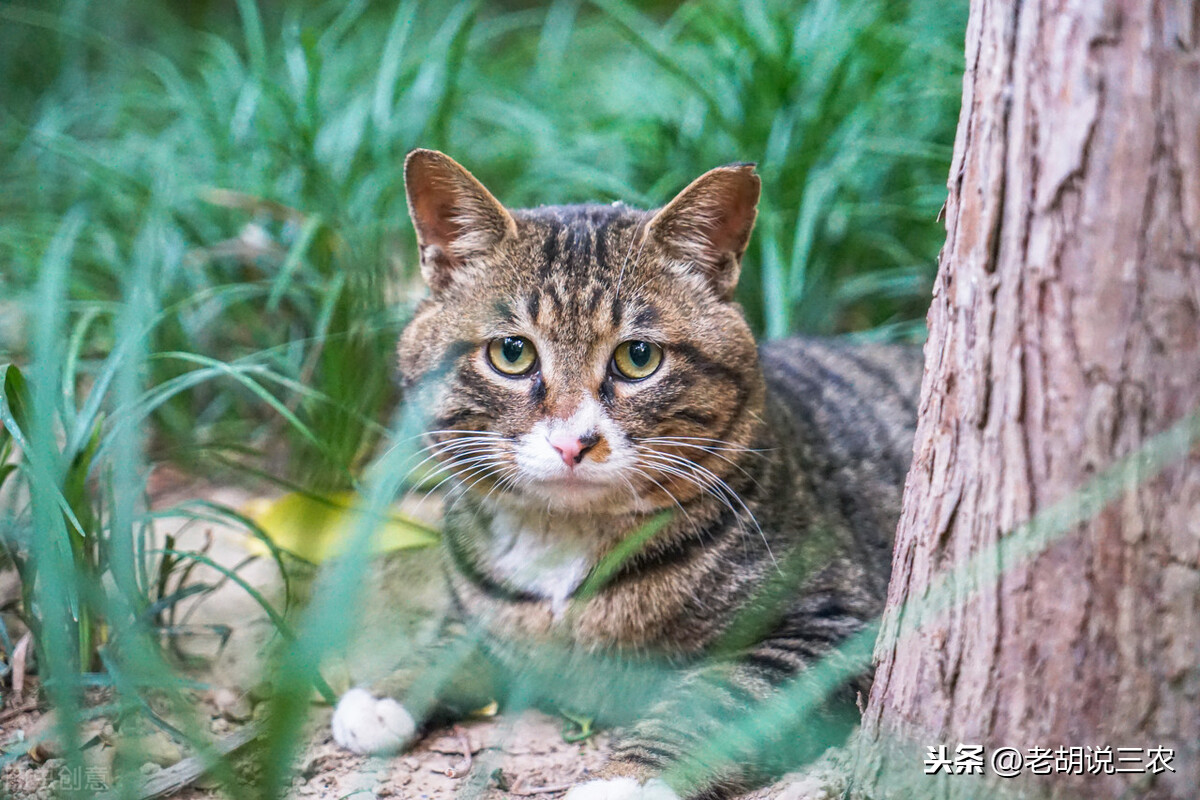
[330,688,416,755]
[564,777,679,800]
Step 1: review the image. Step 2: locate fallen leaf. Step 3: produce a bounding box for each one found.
[240,491,438,563]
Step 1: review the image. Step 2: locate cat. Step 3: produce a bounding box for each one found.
[330,149,922,800]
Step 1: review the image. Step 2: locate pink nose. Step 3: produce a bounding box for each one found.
[549,432,597,467]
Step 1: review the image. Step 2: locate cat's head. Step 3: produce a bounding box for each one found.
[398,149,765,515]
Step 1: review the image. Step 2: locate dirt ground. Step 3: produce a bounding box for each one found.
[0,480,846,799]
[2,703,845,799]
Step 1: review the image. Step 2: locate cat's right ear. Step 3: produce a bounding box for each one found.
[646,163,760,300]
[404,149,516,292]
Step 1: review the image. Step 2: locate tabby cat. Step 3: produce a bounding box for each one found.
[330,150,922,800]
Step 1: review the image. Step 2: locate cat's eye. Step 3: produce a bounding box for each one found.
[487,336,537,376]
[612,340,663,380]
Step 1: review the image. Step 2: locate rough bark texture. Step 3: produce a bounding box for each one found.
[854,1,1200,798]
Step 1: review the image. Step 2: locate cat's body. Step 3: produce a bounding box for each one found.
[331,152,922,800]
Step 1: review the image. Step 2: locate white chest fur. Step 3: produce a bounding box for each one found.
[485,506,601,615]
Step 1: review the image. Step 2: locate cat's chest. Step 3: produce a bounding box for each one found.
[483,508,601,615]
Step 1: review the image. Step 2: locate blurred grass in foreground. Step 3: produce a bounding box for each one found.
[0,0,967,797]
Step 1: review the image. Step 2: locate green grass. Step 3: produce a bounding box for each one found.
[2,0,965,478]
[0,0,968,796]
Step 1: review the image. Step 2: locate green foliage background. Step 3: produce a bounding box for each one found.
[2,0,965,482]
[0,0,967,795]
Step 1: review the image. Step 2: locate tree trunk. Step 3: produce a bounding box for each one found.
[854,2,1200,799]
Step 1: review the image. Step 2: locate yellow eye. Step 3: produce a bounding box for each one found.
[487,336,537,375]
[612,340,663,380]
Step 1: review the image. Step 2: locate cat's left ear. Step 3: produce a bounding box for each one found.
[646,163,760,300]
[405,149,517,293]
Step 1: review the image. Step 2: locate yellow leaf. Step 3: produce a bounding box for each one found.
[469,700,499,718]
[240,491,438,564]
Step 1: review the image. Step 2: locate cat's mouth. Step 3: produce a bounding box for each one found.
[537,473,607,487]
[510,471,634,512]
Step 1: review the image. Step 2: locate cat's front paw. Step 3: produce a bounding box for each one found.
[564,777,679,800]
[330,687,416,755]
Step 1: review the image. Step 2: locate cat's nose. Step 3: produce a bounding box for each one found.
[549,431,600,467]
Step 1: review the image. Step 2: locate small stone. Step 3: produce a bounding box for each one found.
[139,762,162,777]
[301,754,335,780]
[248,681,273,704]
[26,714,63,762]
[213,688,253,722]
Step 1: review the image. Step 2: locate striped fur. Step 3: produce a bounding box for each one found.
[388,151,922,798]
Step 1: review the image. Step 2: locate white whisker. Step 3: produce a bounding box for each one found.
[634,437,762,486]
[394,438,510,494]
[634,446,778,572]
[375,427,504,461]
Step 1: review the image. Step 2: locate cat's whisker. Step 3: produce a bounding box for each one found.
[435,450,520,506]
[441,468,509,519]
[635,445,751,497]
[634,434,765,465]
[635,435,766,452]
[419,434,510,461]
[633,462,722,514]
[634,439,762,487]
[636,449,749,512]
[636,448,778,572]
[424,435,508,452]
[478,466,523,507]
[615,473,642,510]
[411,453,511,505]
[456,463,512,500]
[392,449,458,495]
[634,455,736,517]
[624,463,689,517]
[489,470,523,501]
[396,435,502,467]
[424,428,505,437]
[489,464,527,496]
[375,427,504,461]
[439,453,512,478]
[441,457,526,516]
[624,464,721,554]
[395,439,509,495]
[424,442,509,463]
[637,466,759,567]
[390,434,507,478]
[638,450,777,575]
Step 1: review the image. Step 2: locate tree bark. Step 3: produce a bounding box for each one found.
[854,2,1200,799]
